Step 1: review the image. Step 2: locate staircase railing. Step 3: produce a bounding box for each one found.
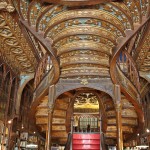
[110,17,150,141]
[64,132,72,150]
[101,133,107,150]
[34,53,52,90]
[110,17,149,102]
[116,50,140,102]
[115,65,140,102]
[117,51,140,92]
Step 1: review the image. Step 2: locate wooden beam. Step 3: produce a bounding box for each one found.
[46,85,55,150]
[114,85,123,150]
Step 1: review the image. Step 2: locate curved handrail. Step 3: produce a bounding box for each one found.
[110,16,149,100]
[110,17,149,141]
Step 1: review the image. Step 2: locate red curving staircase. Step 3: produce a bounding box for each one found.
[73,133,100,150]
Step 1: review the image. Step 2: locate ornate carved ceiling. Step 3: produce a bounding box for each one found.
[137,27,150,73]
[0,2,37,74]
[42,0,120,6]
[15,0,149,81]
[0,0,37,73]
[74,93,99,110]
[0,0,150,78]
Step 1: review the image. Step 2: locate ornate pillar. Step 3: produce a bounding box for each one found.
[46,85,55,150]
[114,85,123,150]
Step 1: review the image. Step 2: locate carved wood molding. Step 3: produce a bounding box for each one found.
[0,2,15,13]
[41,0,121,6]
[55,78,114,99]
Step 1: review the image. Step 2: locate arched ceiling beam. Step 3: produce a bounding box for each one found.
[44,9,125,37]
[51,26,117,46]
[57,40,112,56]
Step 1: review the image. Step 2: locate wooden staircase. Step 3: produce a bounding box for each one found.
[34,92,139,146]
[104,95,138,144]
[35,95,71,144]
[73,133,100,150]
[22,0,148,147]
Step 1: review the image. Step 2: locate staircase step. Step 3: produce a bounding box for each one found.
[73,134,100,140]
[73,144,100,149]
[52,125,66,131]
[52,131,68,138]
[73,134,100,149]
[73,139,100,145]
[53,110,66,117]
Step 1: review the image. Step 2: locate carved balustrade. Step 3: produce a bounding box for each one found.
[34,53,53,90]
[117,51,140,92]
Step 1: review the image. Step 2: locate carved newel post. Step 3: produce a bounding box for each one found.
[46,85,55,150]
[114,85,123,150]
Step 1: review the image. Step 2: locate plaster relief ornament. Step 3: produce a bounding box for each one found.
[0,2,15,12]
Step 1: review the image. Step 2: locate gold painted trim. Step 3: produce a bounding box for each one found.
[57,40,112,56]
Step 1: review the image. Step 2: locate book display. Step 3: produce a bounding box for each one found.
[15,132,45,149]
[20,132,28,149]
[38,139,45,150]
[0,122,3,150]
[26,134,38,149]
[0,127,8,150]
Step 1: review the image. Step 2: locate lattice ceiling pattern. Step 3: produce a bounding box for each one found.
[0,12,37,73]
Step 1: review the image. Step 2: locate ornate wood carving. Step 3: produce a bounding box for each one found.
[55,78,114,99]
[41,0,121,6]
[0,13,37,73]
[0,2,15,12]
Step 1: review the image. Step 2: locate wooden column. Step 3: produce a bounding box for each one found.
[46,85,55,150]
[114,85,123,150]
[70,117,74,150]
[99,115,102,150]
